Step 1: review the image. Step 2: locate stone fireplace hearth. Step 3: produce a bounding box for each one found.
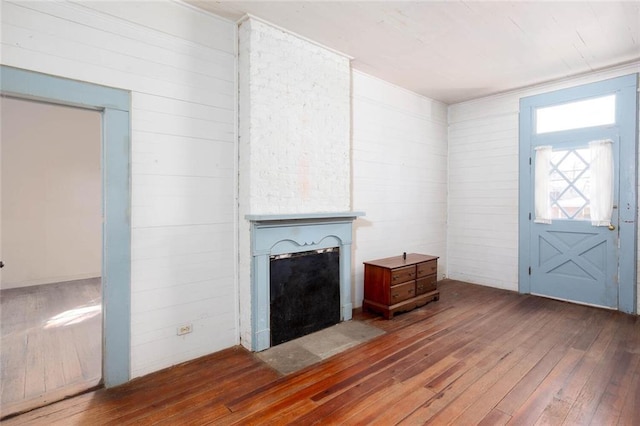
[246,212,363,351]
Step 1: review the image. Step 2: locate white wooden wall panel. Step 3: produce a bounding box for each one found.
[132,175,234,227]
[70,0,235,52]
[448,63,640,305]
[2,3,234,103]
[133,93,235,123]
[132,132,234,178]
[3,26,230,91]
[1,0,238,378]
[3,2,234,78]
[130,308,235,375]
[133,109,234,142]
[352,70,448,307]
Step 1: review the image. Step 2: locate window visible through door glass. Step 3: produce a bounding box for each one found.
[549,148,591,220]
[536,94,615,134]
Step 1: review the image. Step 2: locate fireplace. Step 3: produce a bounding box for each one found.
[270,247,340,345]
[246,212,363,351]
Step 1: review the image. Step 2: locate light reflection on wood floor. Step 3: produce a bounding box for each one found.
[5,280,639,424]
[0,278,102,418]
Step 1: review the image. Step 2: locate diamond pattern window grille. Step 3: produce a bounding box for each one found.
[549,148,591,220]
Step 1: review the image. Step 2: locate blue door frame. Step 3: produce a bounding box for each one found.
[519,74,638,314]
[1,66,131,386]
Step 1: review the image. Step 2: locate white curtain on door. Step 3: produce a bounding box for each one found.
[534,145,552,224]
[589,139,614,226]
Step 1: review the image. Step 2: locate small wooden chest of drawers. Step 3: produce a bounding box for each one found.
[363,253,439,319]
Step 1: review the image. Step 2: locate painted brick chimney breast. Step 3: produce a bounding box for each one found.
[238,18,352,349]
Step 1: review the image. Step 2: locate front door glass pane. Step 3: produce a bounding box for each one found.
[536,94,615,134]
[549,148,591,220]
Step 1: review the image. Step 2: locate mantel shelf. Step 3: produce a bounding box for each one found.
[246,211,364,222]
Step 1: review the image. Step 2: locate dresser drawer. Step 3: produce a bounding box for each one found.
[363,253,439,319]
[416,276,437,295]
[417,260,437,278]
[390,281,415,303]
[391,266,415,284]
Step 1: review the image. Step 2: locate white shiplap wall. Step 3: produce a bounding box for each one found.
[1,0,238,377]
[352,71,449,307]
[447,110,520,290]
[448,63,640,310]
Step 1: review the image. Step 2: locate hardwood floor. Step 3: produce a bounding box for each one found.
[0,278,102,418]
[4,279,639,425]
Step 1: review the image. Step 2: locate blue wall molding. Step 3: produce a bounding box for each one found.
[1,66,131,385]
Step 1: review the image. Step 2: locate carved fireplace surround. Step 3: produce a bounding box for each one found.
[246,212,364,351]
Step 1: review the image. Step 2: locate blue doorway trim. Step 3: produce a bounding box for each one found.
[1,66,131,385]
[519,73,638,314]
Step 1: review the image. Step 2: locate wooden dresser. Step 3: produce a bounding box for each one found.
[363,253,439,319]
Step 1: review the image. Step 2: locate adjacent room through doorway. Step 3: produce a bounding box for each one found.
[0,97,103,416]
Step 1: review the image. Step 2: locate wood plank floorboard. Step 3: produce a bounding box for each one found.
[0,278,102,418]
[3,279,639,425]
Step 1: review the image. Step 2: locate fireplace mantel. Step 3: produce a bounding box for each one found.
[246,211,364,351]
[246,212,364,222]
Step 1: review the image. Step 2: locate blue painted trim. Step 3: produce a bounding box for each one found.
[519,73,638,313]
[1,66,132,384]
[102,109,132,386]
[518,101,532,295]
[249,217,358,351]
[616,75,638,314]
[0,66,129,111]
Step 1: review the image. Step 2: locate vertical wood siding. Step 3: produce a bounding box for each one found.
[352,71,448,307]
[1,0,238,377]
[448,63,639,309]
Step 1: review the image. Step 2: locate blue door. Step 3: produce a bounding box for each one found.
[519,74,638,311]
[531,132,619,307]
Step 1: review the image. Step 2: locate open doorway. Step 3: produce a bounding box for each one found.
[0,65,131,419]
[0,97,102,416]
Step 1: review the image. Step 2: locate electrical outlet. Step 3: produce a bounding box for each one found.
[177,324,193,336]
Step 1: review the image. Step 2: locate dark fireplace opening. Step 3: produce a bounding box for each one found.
[269,247,340,346]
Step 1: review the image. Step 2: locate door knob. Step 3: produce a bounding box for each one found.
[608,224,616,231]
[0,261,4,268]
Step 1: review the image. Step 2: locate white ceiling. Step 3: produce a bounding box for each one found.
[188,1,640,104]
